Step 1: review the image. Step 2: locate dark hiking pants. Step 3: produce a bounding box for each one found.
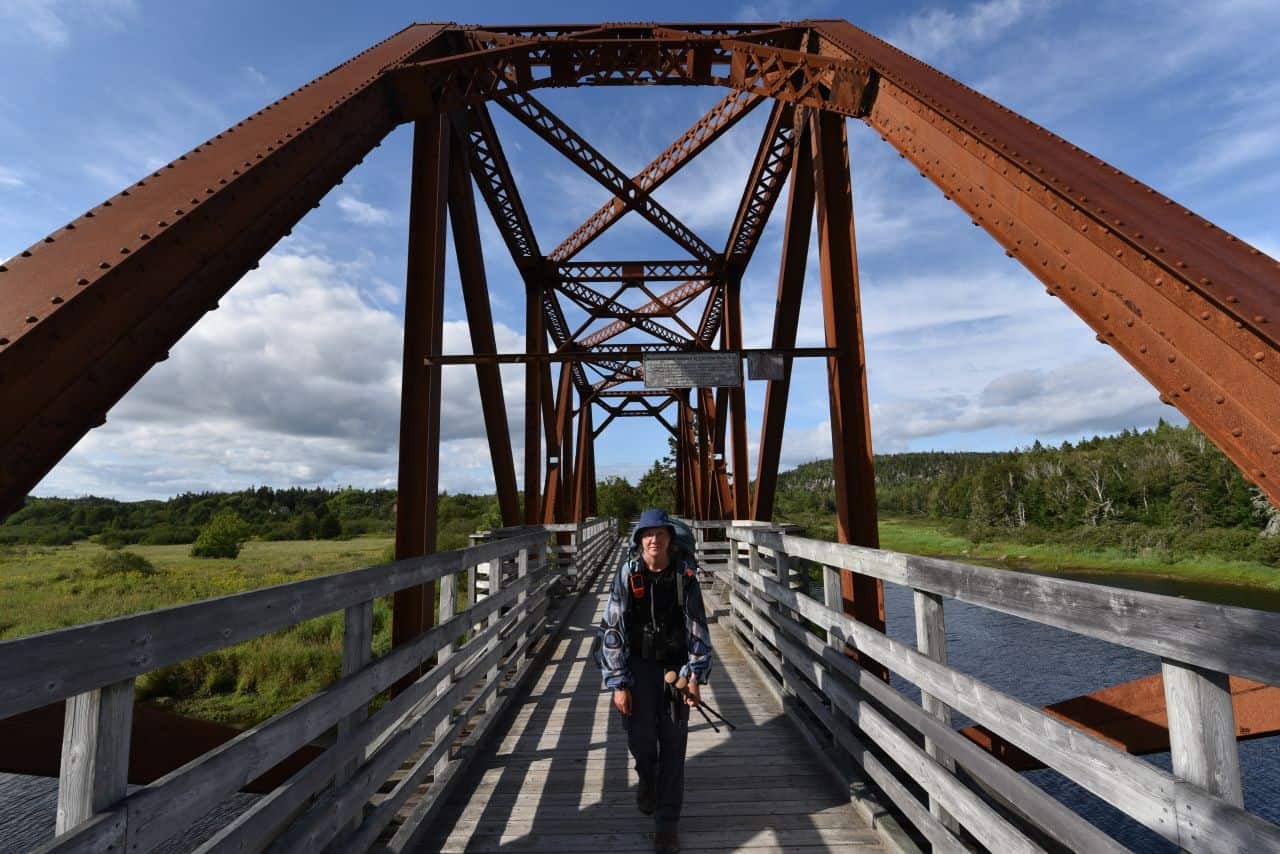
[623,656,690,832]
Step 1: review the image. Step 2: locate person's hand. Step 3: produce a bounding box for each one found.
[683,679,701,708]
[613,688,632,715]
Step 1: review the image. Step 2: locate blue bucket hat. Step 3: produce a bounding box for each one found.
[632,508,675,548]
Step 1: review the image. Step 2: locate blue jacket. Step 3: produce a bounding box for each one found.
[596,549,713,690]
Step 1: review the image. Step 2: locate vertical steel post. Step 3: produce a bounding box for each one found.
[811,110,887,675]
[543,363,574,523]
[524,284,543,524]
[723,276,750,517]
[447,136,520,526]
[393,116,450,676]
[573,401,593,520]
[753,115,814,521]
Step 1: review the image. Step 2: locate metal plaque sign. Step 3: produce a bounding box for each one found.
[643,353,743,388]
[747,352,785,381]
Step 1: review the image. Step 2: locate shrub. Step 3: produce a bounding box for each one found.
[90,550,156,578]
[95,529,140,549]
[140,525,199,545]
[191,512,248,559]
[317,514,342,539]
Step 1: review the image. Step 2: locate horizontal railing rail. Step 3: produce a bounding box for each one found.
[2,520,619,853]
[712,522,1280,854]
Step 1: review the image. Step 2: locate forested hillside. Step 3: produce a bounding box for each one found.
[775,421,1280,564]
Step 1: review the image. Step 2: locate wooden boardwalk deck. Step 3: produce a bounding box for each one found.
[420,565,886,853]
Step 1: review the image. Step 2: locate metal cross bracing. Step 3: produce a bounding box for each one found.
[3,19,1279,803]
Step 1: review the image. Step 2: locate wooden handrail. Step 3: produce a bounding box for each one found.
[714,526,1280,853]
[7,520,622,853]
[727,525,1280,684]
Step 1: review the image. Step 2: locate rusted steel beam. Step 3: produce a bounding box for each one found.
[812,110,887,678]
[549,89,763,261]
[577,279,715,348]
[812,19,1280,507]
[960,674,1280,772]
[448,129,520,527]
[559,370,576,524]
[725,100,800,271]
[392,115,450,684]
[387,33,874,119]
[456,103,541,267]
[453,102,591,396]
[0,24,449,518]
[554,279,692,347]
[478,23,790,37]
[691,279,724,348]
[572,403,594,519]
[525,286,543,524]
[495,91,716,261]
[723,279,750,517]
[0,701,321,794]
[542,363,576,523]
[556,260,715,282]
[753,115,814,521]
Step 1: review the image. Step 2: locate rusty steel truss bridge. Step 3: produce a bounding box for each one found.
[1,19,1279,853]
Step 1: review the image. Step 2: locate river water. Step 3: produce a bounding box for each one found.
[871,575,1280,851]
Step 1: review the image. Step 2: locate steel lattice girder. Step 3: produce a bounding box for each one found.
[1,18,1278,514]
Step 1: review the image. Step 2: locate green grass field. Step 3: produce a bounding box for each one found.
[0,536,397,726]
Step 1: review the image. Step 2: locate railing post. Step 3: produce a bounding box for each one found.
[724,534,740,623]
[1161,659,1244,806]
[337,600,374,793]
[913,590,959,831]
[484,557,504,713]
[56,678,134,835]
[821,565,857,774]
[434,570,458,780]
[746,543,764,646]
[517,547,531,655]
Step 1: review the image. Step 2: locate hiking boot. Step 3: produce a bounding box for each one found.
[654,830,680,853]
[636,784,656,815]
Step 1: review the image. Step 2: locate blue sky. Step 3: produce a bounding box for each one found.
[3,0,1279,500]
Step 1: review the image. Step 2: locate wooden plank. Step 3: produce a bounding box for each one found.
[387,592,573,853]
[441,811,875,835]
[193,583,550,854]
[730,528,1280,685]
[268,601,545,852]
[736,590,1126,854]
[435,572,459,781]
[1162,659,1243,807]
[428,826,880,852]
[728,564,1280,852]
[773,634,1039,850]
[0,529,546,720]
[912,589,958,832]
[781,665,967,854]
[337,600,373,791]
[376,545,596,850]
[54,678,133,836]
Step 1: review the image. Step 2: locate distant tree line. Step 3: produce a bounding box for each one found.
[9,423,1278,565]
[773,421,1280,565]
[1,487,503,552]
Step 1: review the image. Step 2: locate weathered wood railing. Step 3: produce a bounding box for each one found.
[0,520,619,852]
[715,524,1280,853]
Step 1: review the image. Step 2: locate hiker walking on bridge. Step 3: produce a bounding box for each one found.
[596,508,713,854]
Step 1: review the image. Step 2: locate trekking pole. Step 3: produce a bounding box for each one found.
[664,672,738,731]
